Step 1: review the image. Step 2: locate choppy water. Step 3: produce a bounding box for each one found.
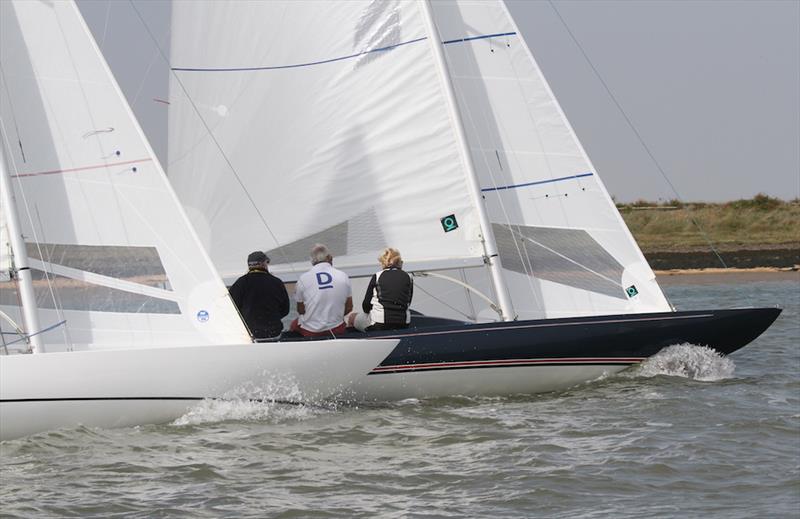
[2,278,798,518]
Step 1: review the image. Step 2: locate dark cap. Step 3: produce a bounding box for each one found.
[247,251,269,267]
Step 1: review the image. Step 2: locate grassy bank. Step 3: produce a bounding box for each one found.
[619,195,799,252]
[618,195,799,269]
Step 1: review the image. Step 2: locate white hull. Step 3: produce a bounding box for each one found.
[348,364,631,401]
[0,339,396,440]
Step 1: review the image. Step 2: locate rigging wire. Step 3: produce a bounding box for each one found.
[0,114,68,348]
[126,0,297,273]
[98,0,112,50]
[131,45,163,108]
[430,12,542,312]
[412,280,477,321]
[547,0,729,269]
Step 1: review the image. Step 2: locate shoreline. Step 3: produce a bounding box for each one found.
[654,266,799,285]
[642,246,799,270]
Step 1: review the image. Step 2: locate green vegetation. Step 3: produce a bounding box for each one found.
[617,195,800,252]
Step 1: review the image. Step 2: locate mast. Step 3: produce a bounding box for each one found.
[417,0,516,321]
[0,137,45,353]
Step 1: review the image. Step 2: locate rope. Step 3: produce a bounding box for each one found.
[413,281,476,321]
[548,0,729,269]
[2,319,67,348]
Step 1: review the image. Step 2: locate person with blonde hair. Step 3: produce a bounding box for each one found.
[346,247,413,332]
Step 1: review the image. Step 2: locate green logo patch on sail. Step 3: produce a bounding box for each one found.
[440,214,459,233]
[626,285,639,298]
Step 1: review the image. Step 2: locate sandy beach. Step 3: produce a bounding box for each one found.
[655,267,800,285]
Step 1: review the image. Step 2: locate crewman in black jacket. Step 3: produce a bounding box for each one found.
[229,251,289,340]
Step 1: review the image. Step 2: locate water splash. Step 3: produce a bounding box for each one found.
[626,343,735,381]
[173,375,328,426]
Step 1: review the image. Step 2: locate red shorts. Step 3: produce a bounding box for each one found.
[290,318,347,337]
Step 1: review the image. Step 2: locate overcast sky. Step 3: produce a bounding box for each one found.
[77,0,799,202]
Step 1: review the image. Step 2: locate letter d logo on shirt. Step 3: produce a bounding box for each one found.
[316,272,333,289]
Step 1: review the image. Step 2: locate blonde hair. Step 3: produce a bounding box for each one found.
[378,247,402,269]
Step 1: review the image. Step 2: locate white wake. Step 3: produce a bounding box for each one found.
[173,376,326,426]
[625,343,736,381]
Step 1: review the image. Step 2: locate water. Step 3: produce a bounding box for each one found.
[2,278,798,518]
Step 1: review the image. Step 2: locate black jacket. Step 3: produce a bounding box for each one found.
[362,267,413,326]
[229,269,290,337]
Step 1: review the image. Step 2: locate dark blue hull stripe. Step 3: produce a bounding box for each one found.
[346,308,781,372]
[370,358,643,375]
[172,32,517,72]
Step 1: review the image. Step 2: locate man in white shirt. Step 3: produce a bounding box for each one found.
[290,243,352,337]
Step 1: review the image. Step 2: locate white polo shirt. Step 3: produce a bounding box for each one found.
[295,262,351,332]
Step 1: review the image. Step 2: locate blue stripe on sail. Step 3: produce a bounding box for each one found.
[441,31,516,45]
[172,32,517,72]
[172,37,428,72]
[481,172,595,193]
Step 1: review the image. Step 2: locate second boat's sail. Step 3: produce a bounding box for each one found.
[0,0,251,350]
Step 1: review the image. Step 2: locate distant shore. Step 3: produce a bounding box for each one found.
[654,266,799,285]
[620,195,799,270]
[642,246,799,270]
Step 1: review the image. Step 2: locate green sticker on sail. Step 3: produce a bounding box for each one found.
[440,214,459,233]
[626,285,639,298]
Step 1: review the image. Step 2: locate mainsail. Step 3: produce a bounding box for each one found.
[0,0,250,349]
[168,0,487,281]
[167,0,671,320]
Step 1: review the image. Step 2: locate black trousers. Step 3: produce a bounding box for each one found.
[251,321,283,340]
[365,322,409,332]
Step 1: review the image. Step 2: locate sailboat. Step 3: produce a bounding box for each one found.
[166,0,779,400]
[0,0,398,441]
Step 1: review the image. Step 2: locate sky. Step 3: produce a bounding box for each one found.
[76,0,800,202]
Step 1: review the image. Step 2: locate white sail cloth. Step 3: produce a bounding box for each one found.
[0,0,250,349]
[167,0,672,320]
[426,0,671,317]
[168,0,486,282]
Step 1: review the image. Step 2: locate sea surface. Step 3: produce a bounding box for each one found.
[1,277,798,518]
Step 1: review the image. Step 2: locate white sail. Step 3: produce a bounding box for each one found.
[168,0,487,282]
[167,0,671,320]
[0,0,251,349]
[424,0,672,318]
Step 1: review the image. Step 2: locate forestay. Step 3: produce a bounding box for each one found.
[168,0,487,282]
[0,0,250,349]
[426,0,672,318]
